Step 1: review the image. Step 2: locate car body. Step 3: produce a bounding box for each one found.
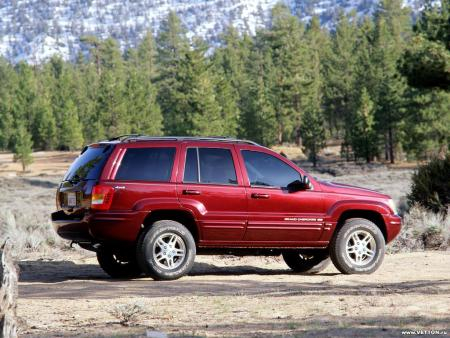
[52,136,402,279]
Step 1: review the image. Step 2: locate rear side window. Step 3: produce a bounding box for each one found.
[184,148,237,185]
[242,150,300,187]
[64,145,113,181]
[115,147,175,182]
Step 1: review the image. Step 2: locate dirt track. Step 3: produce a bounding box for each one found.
[18,251,450,337]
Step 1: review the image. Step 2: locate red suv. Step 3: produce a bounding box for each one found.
[52,136,402,280]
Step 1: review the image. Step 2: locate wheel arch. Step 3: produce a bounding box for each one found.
[140,209,200,243]
[335,209,387,242]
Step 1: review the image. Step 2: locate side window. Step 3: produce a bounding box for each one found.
[183,147,238,185]
[242,150,300,188]
[115,147,175,182]
[183,148,199,183]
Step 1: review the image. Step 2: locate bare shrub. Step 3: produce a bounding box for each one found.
[110,301,147,326]
[0,177,70,258]
[389,205,450,252]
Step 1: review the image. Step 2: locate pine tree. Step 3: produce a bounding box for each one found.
[214,72,239,137]
[74,51,99,144]
[59,99,84,150]
[13,124,34,172]
[181,39,223,136]
[46,57,85,149]
[301,16,326,167]
[97,38,129,137]
[0,58,16,150]
[372,0,412,163]
[241,49,277,145]
[402,89,450,159]
[322,11,359,140]
[350,88,378,162]
[35,93,57,150]
[264,4,306,144]
[156,11,190,135]
[126,48,163,135]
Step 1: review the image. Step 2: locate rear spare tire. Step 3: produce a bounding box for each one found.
[330,218,385,274]
[136,220,196,281]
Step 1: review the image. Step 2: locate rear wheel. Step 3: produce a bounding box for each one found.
[137,220,196,281]
[97,247,141,278]
[282,250,330,273]
[330,218,385,274]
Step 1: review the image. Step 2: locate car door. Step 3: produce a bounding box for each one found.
[238,147,325,245]
[107,143,180,212]
[176,143,247,245]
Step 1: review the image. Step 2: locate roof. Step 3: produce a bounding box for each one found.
[103,135,260,146]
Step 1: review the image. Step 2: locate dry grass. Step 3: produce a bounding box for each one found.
[0,176,70,257]
[390,205,450,253]
[110,300,147,326]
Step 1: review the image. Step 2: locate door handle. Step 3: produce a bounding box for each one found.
[114,186,126,190]
[251,193,270,199]
[183,189,201,195]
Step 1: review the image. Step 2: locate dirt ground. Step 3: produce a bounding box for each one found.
[0,151,78,177]
[17,252,450,337]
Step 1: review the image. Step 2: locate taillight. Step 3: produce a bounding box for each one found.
[91,185,114,210]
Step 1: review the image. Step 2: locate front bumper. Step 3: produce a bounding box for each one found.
[384,214,402,243]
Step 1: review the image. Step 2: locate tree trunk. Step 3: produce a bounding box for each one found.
[0,241,18,338]
[277,124,283,145]
[388,127,395,164]
[384,133,389,162]
[295,127,302,147]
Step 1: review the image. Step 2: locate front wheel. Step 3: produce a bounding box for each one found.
[330,218,385,274]
[136,220,196,281]
[282,250,330,274]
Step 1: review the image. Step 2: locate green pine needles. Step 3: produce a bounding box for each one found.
[0,2,448,164]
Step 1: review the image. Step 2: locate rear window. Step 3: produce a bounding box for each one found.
[64,145,113,181]
[115,147,175,182]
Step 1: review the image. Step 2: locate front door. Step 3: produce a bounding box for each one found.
[238,148,325,246]
[177,143,247,245]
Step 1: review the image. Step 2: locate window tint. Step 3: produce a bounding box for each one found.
[242,150,300,187]
[64,145,113,181]
[183,148,199,182]
[115,147,175,182]
[183,148,237,185]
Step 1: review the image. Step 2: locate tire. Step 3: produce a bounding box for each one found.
[330,218,385,274]
[97,247,142,279]
[136,220,196,281]
[282,250,330,274]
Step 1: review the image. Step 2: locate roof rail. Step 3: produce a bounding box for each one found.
[116,135,260,146]
[108,134,142,141]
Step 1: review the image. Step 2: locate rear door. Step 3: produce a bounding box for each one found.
[238,147,325,245]
[176,143,247,245]
[107,143,180,211]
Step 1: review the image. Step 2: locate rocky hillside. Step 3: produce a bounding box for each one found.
[0,0,425,63]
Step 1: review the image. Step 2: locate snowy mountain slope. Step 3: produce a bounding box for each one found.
[0,0,425,64]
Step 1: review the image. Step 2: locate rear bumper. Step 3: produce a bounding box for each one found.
[384,214,402,243]
[51,210,146,243]
[52,210,92,241]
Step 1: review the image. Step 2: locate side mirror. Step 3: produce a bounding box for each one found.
[287,176,312,192]
[303,175,312,189]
